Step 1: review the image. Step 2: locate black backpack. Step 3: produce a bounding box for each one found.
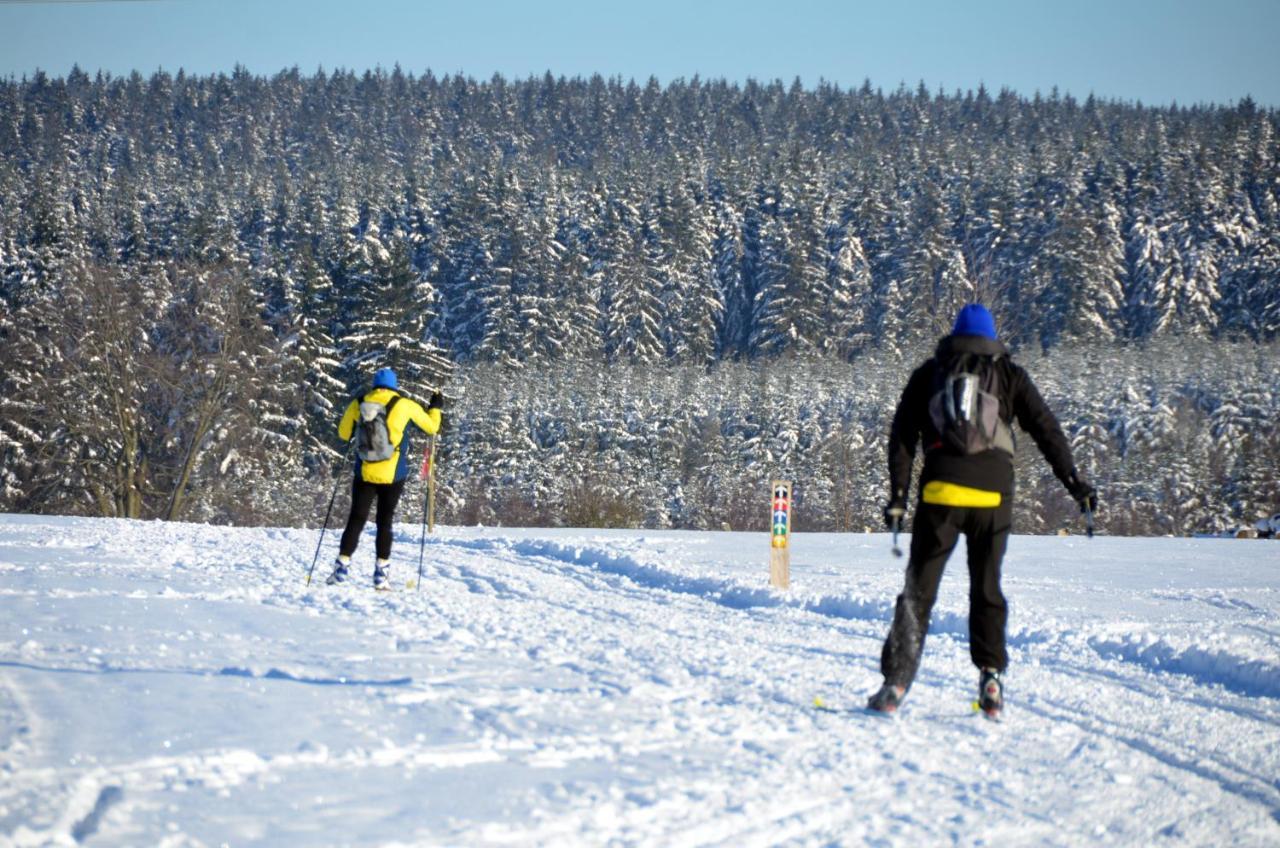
[355,395,401,462]
[927,353,1015,456]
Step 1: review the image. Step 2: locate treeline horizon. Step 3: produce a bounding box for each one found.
[0,67,1277,534]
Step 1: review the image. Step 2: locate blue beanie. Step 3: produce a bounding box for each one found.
[952,304,998,340]
[372,367,398,390]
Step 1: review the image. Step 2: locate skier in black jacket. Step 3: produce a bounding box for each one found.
[868,304,1097,718]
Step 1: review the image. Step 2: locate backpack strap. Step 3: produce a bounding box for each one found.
[358,391,400,408]
[354,393,400,423]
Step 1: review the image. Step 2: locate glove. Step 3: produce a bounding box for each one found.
[883,496,907,530]
[427,391,443,411]
[1067,473,1097,514]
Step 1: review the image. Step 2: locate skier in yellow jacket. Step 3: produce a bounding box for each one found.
[326,368,442,589]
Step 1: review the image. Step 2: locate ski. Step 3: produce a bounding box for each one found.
[812,696,849,713]
[812,696,897,718]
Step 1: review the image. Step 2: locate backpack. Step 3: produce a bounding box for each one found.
[927,353,1015,456]
[355,395,401,462]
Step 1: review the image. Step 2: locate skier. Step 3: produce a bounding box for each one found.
[326,368,442,590]
[868,304,1096,718]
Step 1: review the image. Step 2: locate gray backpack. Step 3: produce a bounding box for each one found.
[356,395,401,462]
[927,354,1015,456]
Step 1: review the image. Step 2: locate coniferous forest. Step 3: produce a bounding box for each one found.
[1,67,1277,536]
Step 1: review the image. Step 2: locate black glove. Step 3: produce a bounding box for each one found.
[1068,473,1097,514]
[427,391,443,411]
[883,496,907,530]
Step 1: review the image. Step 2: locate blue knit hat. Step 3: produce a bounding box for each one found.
[952,304,997,340]
[372,367,398,390]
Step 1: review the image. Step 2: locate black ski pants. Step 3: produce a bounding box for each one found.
[880,499,1013,690]
[339,478,406,561]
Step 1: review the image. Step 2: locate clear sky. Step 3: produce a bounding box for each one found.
[1,0,1277,107]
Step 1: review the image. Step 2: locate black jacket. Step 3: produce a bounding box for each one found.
[888,335,1077,499]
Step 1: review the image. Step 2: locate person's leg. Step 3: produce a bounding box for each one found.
[964,500,1013,672]
[339,478,376,557]
[373,480,407,561]
[880,502,962,690]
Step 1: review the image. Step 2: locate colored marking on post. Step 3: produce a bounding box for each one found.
[769,480,792,588]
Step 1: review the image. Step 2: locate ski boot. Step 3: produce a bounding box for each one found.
[867,683,906,714]
[373,559,392,591]
[978,668,1003,719]
[325,557,351,585]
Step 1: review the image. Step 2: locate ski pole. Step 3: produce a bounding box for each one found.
[417,440,432,594]
[306,470,346,586]
[306,443,353,586]
[891,514,904,558]
[427,434,438,535]
[1084,506,1095,539]
[419,435,440,594]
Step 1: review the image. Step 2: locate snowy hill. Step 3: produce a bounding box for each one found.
[2,514,1278,846]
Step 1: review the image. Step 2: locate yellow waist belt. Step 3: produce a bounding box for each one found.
[921,480,1002,508]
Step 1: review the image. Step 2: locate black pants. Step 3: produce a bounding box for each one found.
[338,478,406,560]
[880,500,1013,690]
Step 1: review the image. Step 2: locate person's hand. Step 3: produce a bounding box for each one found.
[1068,474,1097,514]
[427,391,443,411]
[883,497,907,530]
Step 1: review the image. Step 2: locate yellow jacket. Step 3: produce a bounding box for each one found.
[338,388,442,484]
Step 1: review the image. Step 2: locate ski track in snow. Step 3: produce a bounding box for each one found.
[0,514,1278,846]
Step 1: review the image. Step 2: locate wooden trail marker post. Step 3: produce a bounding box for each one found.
[770,480,792,589]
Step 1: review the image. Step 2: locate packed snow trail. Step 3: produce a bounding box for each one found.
[1,514,1278,846]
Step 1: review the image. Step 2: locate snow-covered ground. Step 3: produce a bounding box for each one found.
[1,513,1278,846]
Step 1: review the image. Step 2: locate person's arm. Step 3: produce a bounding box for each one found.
[405,392,442,436]
[887,365,929,504]
[1009,365,1078,489]
[337,399,359,442]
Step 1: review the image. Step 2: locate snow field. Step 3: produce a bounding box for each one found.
[1,514,1278,846]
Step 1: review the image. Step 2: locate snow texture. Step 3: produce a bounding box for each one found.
[1,514,1278,846]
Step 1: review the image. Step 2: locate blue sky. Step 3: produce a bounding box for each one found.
[1,0,1277,107]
